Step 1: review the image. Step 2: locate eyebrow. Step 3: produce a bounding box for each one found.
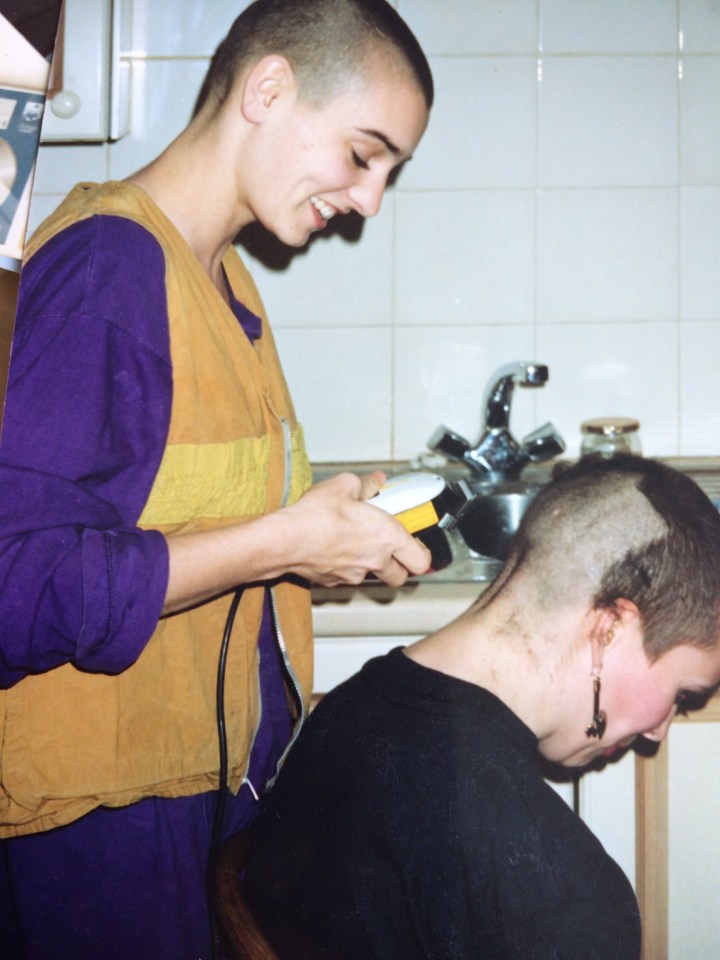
[357,128,402,157]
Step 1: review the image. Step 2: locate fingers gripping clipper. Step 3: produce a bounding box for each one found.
[369,472,473,572]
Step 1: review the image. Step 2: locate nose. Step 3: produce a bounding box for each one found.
[347,171,387,219]
[642,704,678,743]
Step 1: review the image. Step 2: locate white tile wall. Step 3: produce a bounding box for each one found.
[681,187,720,320]
[537,189,679,323]
[536,321,680,456]
[249,209,396,329]
[27,0,720,463]
[399,57,538,190]
[395,191,536,327]
[680,56,720,184]
[540,0,678,54]
[538,57,679,187]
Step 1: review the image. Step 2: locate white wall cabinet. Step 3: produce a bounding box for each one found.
[40,0,130,143]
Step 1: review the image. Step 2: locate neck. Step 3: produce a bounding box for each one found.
[406,592,583,742]
[126,113,252,286]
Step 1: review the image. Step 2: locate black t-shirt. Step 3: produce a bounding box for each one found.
[246,647,641,960]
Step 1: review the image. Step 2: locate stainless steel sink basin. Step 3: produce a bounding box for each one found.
[456,481,542,560]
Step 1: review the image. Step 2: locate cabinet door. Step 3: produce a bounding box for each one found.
[313,635,421,694]
[41,0,130,142]
[578,751,637,887]
[635,701,720,960]
[667,721,720,959]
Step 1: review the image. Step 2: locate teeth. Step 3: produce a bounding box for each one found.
[310,195,336,221]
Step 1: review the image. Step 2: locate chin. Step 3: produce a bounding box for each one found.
[254,214,313,249]
[541,745,600,769]
[557,755,590,769]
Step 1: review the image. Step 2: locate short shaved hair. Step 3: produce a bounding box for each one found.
[501,455,720,661]
[194,0,433,116]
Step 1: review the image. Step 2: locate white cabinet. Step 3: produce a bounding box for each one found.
[667,723,720,958]
[578,750,637,890]
[640,708,720,960]
[40,0,130,143]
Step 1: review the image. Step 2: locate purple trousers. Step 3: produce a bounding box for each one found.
[1,788,258,960]
[1,597,293,960]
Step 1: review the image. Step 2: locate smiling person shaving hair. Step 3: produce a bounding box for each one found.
[246,454,720,960]
[0,2,432,957]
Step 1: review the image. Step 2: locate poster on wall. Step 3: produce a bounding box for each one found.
[0,0,63,435]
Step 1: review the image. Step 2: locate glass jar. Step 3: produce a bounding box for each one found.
[580,417,642,457]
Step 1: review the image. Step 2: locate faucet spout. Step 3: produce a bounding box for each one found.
[483,362,549,431]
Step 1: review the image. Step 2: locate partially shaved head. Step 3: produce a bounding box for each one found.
[488,455,720,661]
[194,0,433,117]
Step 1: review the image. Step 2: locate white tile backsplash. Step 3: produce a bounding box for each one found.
[681,187,720,319]
[539,57,679,187]
[395,191,536,326]
[25,0,720,463]
[244,208,395,329]
[398,0,538,55]
[541,0,678,54]
[274,327,394,463]
[536,321,680,457]
[399,57,537,191]
[681,320,720,454]
[33,143,108,195]
[538,189,679,324]
[680,56,720,184]
[681,0,720,53]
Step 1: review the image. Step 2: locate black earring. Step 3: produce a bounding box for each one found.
[585,672,607,739]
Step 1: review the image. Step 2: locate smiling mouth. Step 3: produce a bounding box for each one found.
[310,196,337,221]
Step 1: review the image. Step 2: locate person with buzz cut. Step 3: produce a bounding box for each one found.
[246,454,720,960]
[0,2,433,957]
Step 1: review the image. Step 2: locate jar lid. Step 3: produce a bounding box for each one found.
[581,417,640,436]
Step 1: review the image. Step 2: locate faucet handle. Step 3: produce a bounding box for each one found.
[520,422,566,463]
[427,425,471,462]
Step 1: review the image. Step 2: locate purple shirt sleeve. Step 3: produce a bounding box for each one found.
[0,215,173,687]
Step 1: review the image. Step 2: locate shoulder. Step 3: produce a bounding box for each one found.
[19,214,169,359]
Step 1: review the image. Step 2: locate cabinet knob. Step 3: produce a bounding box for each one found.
[51,90,81,119]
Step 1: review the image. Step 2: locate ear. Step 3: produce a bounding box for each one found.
[588,599,641,669]
[241,55,296,124]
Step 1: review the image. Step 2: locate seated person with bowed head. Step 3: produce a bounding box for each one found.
[244,454,720,960]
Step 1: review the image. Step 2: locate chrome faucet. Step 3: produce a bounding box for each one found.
[428,362,565,482]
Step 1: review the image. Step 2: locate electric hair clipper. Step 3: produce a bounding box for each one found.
[368,472,473,572]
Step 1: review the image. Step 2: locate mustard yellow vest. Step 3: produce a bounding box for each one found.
[0,182,313,837]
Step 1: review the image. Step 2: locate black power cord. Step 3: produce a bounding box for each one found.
[208,586,244,960]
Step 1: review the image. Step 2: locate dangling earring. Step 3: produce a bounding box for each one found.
[585,622,614,739]
[585,668,607,739]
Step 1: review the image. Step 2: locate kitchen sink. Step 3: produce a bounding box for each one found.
[455,481,542,560]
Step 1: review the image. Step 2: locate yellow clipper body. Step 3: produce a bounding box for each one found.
[368,472,472,572]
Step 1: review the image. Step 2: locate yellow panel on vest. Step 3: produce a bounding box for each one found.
[139,434,271,526]
[286,423,313,507]
[395,500,439,534]
[139,424,312,528]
